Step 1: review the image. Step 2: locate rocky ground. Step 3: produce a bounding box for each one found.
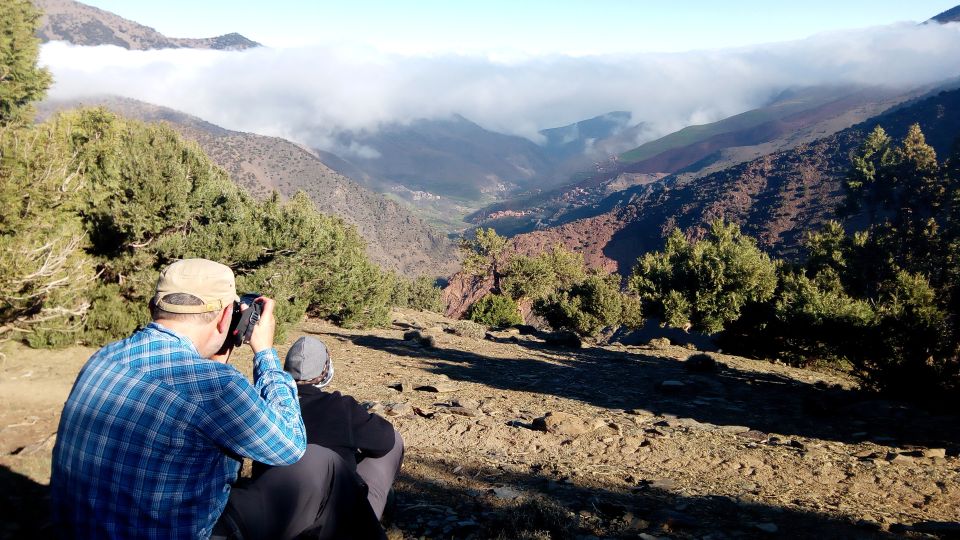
[1,309,959,539]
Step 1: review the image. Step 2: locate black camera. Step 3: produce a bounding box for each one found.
[226,293,262,348]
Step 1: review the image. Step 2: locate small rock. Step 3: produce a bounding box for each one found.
[490,486,522,500]
[386,381,404,392]
[363,401,386,414]
[754,523,778,533]
[532,411,595,437]
[659,380,686,392]
[446,406,480,417]
[452,398,479,409]
[922,448,946,459]
[887,452,915,464]
[385,403,414,417]
[673,418,710,430]
[413,406,436,419]
[450,320,487,340]
[414,378,459,393]
[621,435,648,448]
[738,430,767,441]
[648,337,671,348]
[719,425,751,434]
[649,478,677,490]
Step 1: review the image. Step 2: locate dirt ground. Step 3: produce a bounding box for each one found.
[1,309,959,539]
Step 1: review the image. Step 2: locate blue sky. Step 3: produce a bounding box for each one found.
[79,0,959,54]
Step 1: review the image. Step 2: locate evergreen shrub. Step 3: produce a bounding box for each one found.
[467,294,523,327]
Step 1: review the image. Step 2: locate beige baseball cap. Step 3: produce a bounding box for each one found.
[154,259,239,314]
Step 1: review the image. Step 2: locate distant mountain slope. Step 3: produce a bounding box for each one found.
[931,5,960,23]
[324,112,657,233]
[539,111,639,161]
[37,97,459,277]
[448,86,960,315]
[470,85,920,236]
[619,86,906,171]
[33,0,260,50]
[519,87,960,274]
[327,115,557,201]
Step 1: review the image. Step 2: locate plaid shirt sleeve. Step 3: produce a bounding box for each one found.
[200,348,307,465]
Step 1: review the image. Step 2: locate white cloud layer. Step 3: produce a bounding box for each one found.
[39,22,960,152]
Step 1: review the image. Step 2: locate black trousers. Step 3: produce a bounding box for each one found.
[212,444,385,540]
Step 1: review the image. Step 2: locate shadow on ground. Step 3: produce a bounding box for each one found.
[391,454,904,539]
[346,333,960,451]
[0,465,52,540]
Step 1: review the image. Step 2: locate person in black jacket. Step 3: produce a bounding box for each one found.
[282,336,405,521]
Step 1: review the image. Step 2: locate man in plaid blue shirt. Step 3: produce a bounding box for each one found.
[51,259,372,539]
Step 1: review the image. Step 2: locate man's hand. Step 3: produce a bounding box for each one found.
[248,296,276,354]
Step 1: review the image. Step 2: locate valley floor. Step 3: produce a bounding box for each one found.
[1,310,958,539]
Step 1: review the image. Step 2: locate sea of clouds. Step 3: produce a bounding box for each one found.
[39,21,960,158]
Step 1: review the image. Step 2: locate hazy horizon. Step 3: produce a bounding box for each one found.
[38,2,960,158]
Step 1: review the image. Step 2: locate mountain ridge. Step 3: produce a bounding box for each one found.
[33,0,260,50]
[931,5,960,23]
[468,84,925,237]
[326,115,557,200]
[543,86,960,270]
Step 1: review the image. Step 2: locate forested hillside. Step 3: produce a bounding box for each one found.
[496,87,960,274]
[2,1,441,349]
[38,97,460,277]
